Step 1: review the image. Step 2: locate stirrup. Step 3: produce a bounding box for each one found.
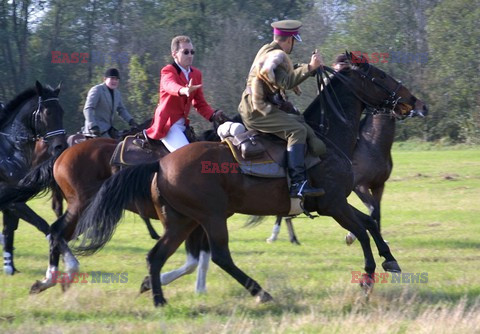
[290,181,325,198]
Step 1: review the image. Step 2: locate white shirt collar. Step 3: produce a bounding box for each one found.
[175,61,191,81]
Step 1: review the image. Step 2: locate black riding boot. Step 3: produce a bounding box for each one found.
[288,144,325,198]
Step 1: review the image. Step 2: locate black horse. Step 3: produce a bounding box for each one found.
[0,81,67,274]
[73,53,427,307]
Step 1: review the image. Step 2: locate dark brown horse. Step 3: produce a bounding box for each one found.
[0,81,67,274]
[74,54,427,307]
[32,140,64,218]
[271,107,428,246]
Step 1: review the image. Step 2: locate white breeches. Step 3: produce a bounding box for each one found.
[161,118,189,152]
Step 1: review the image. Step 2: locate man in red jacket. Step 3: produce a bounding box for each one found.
[144,35,226,151]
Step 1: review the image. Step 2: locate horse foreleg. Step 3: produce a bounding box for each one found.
[141,216,160,240]
[330,205,378,296]
[9,202,50,236]
[2,210,19,275]
[266,216,282,243]
[51,186,64,218]
[351,205,400,273]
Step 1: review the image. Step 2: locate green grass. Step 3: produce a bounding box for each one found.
[1,147,480,333]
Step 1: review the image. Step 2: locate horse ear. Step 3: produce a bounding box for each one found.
[346,51,352,62]
[54,81,62,97]
[35,80,44,96]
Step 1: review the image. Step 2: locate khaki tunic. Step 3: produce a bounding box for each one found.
[238,41,322,151]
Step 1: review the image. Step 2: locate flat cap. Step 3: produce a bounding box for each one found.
[271,20,302,42]
[104,68,120,78]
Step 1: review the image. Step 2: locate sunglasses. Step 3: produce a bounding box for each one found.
[181,49,195,55]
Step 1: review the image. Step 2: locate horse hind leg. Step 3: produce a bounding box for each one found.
[146,213,199,307]
[196,250,210,293]
[51,186,64,218]
[195,227,210,293]
[285,217,300,245]
[266,216,282,243]
[370,184,385,232]
[346,186,376,246]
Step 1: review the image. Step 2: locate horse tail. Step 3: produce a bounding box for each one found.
[0,154,57,210]
[73,161,159,256]
[244,215,267,227]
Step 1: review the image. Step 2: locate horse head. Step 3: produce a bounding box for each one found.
[34,81,67,156]
[345,51,428,119]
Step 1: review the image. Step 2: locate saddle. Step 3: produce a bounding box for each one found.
[67,133,90,146]
[223,129,320,178]
[110,135,165,167]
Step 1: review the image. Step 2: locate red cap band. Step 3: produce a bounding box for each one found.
[273,28,298,36]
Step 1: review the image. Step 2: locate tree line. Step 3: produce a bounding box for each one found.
[0,0,479,143]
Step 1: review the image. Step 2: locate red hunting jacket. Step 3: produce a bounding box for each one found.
[145,62,214,140]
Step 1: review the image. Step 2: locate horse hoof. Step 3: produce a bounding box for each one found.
[61,282,71,292]
[30,279,56,294]
[266,237,275,243]
[345,232,357,246]
[291,239,301,245]
[30,281,43,294]
[359,274,375,296]
[255,290,274,304]
[3,265,14,275]
[382,260,401,273]
[153,295,167,307]
[140,276,151,294]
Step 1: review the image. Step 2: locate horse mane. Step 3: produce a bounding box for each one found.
[4,87,38,112]
[0,87,37,127]
[303,71,345,125]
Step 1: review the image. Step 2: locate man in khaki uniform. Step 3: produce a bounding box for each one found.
[238,20,325,198]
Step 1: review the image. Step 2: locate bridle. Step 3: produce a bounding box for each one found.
[353,62,410,118]
[31,96,66,142]
[317,64,413,121]
[310,63,414,163]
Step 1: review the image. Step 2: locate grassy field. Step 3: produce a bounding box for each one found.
[1,146,479,333]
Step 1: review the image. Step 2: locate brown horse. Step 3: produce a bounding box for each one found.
[31,120,161,239]
[74,53,427,307]
[0,121,214,292]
